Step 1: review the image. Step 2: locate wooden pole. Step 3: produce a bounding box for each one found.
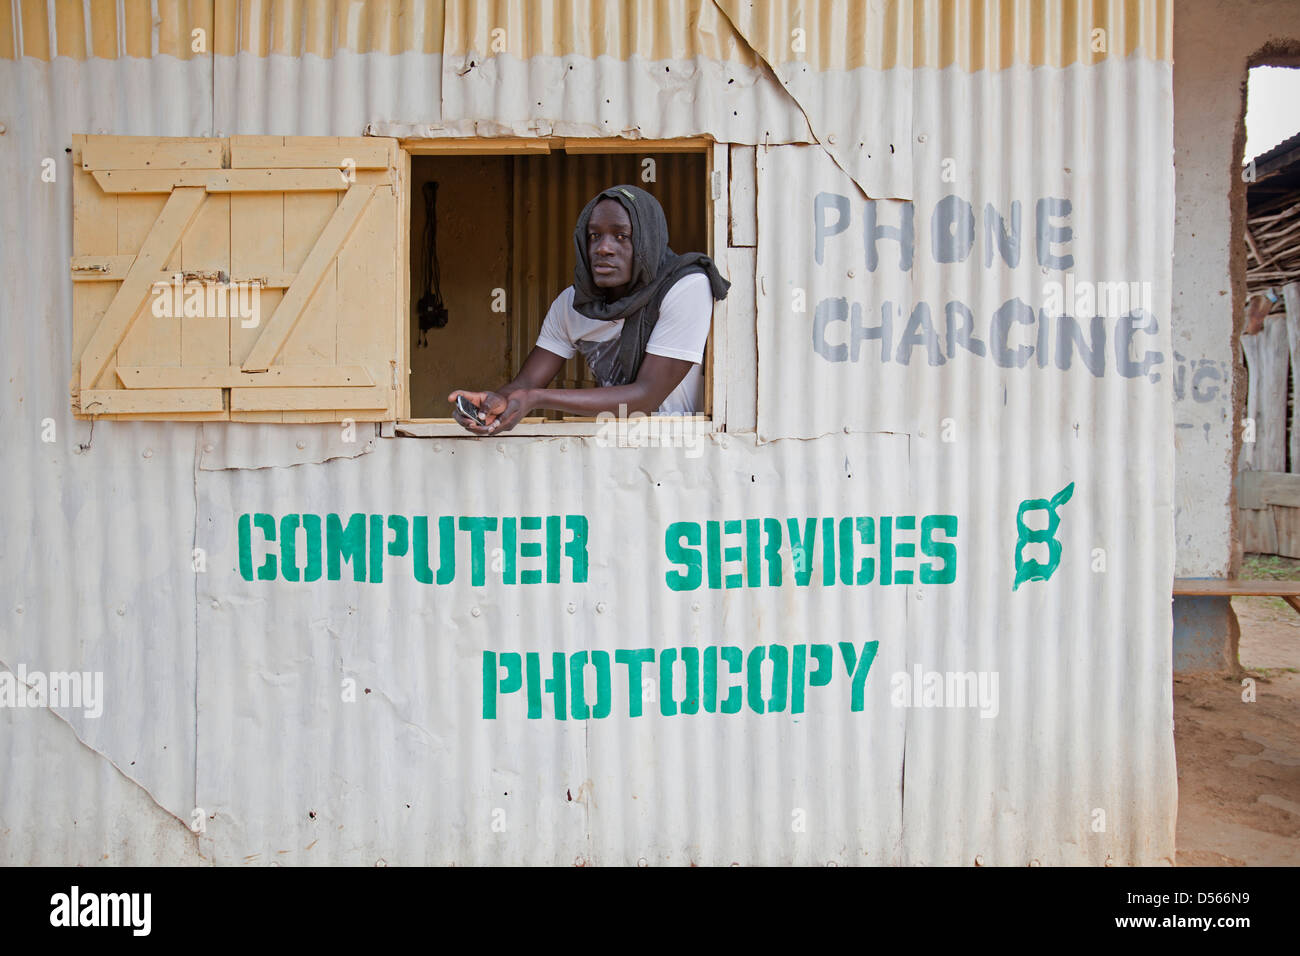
[1285,283,1300,473]
[1242,313,1289,473]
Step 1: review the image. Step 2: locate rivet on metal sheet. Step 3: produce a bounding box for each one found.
[596,602,606,614]
[203,443,215,453]
[471,607,481,618]
[917,134,927,144]
[975,855,985,866]
[691,601,701,612]
[15,605,23,614]
[210,600,220,610]
[433,443,442,453]
[116,605,125,616]
[142,448,153,458]
[296,441,306,450]
[567,603,577,614]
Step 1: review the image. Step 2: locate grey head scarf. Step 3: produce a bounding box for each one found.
[571,184,730,385]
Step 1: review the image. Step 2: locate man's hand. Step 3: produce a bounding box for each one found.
[447,388,533,434]
[446,348,562,436]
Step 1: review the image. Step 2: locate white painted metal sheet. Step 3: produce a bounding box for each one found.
[753,53,1177,861]
[0,0,1177,867]
[196,432,912,864]
[214,50,449,138]
[757,57,1174,442]
[0,50,213,865]
[437,0,816,147]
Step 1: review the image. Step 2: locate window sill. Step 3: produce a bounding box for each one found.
[388,416,714,439]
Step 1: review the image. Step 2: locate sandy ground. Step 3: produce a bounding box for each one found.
[1174,557,1300,865]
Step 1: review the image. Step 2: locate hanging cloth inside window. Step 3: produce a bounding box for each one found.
[417,180,449,347]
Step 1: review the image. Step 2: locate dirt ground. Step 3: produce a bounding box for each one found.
[1175,555,1300,865]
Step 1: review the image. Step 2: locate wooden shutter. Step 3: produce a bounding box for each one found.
[71,135,407,422]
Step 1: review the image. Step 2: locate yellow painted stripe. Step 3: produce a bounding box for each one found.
[54,0,85,59]
[909,0,1173,71]
[443,0,760,66]
[0,2,15,59]
[714,0,1172,72]
[121,0,151,58]
[214,0,237,56]
[88,0,118,59]
[3,0,1170,67]
[18,0,50,60]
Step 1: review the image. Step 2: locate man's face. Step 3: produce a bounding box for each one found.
[587,198,634,297]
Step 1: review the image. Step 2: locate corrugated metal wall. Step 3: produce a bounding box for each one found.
[2,0,1172,64]
[0,2,212,863]
[1,0,1177,865]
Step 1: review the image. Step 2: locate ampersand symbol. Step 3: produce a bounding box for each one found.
[1013,482,1075,591]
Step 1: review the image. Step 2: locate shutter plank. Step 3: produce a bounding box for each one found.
[281,190,340,369]
[91,169,389,193]
[337,182,398,420]
[71,135,120,398]
[80,186,206,390]
[231,143,391,169]
[241,184,377,372]
[181,192,232,373]
[230,387,389,411]
[118,365,373,388]
[83,139,222,170]
[116,190,182,376]
[81,388,224,413]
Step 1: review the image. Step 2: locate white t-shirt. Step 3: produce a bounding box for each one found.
[534,272,713,415]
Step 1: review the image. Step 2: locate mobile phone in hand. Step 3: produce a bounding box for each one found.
[456,394,486,424]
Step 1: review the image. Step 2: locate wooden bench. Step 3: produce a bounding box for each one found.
[1174,579,1300,615]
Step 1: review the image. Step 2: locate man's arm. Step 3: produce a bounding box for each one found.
[450,350,695,434]
[521,353,694,418]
